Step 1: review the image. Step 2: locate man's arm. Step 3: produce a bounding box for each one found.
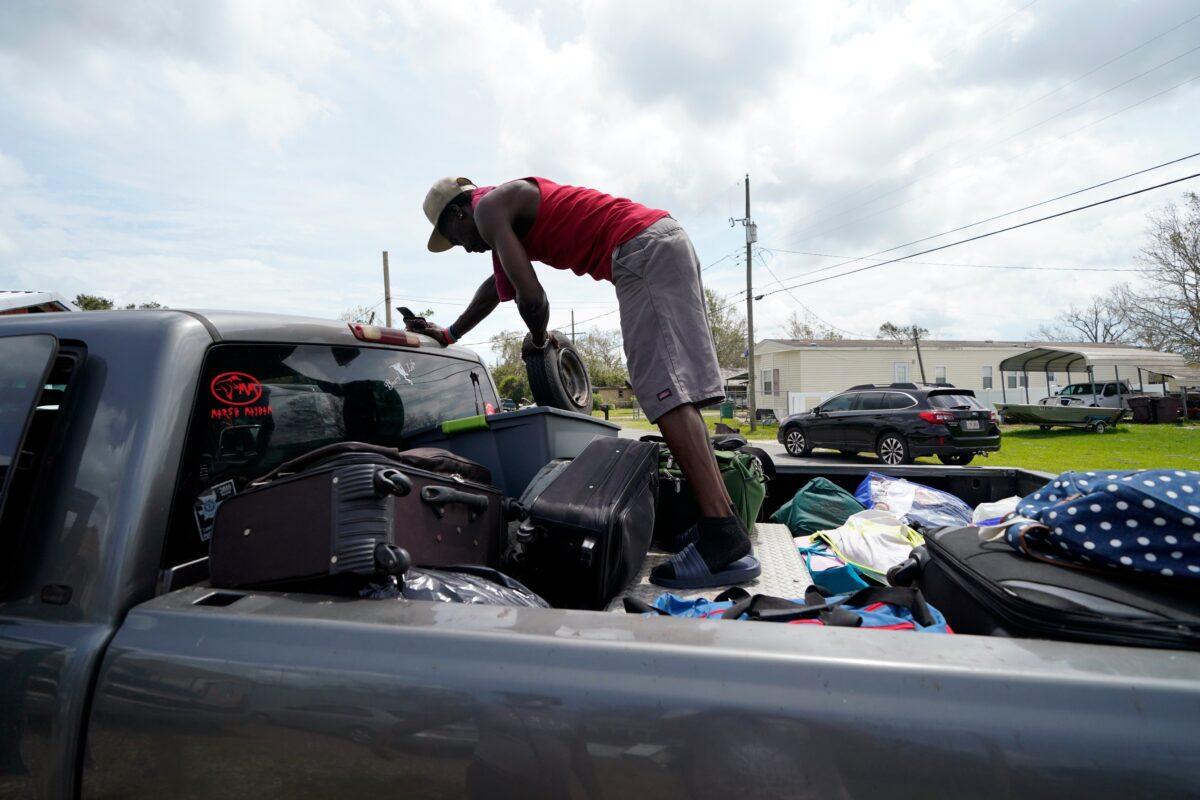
[445,277,500,341]
[475,197,550,347]
[403,278,498,346]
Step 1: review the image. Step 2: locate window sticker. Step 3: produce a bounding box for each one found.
[385,359,417,391]
[210,371,264,406]
[193,479,237,542]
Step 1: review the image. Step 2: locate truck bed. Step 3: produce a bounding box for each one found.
[609,523,811,611]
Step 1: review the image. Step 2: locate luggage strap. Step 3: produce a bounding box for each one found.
[714,585,936,628]
[251,441,490,486]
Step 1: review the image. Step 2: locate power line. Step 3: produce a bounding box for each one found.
[759,249,1149,273]
[786,40,1200,245]
[754,251,867,338]
[1055,71,1200,140]
[700,248,743,273]
[759,150,1200,284]
[760,171,1200,299]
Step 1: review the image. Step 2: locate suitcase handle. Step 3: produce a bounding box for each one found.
[420,485,489,520]
[374,468,413,497]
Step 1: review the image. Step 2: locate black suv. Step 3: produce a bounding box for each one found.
[777,383,1001,465]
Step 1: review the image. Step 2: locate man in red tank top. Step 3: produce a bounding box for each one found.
[411,176,761,589]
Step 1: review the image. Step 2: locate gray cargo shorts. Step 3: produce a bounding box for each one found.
[611,217,725,423]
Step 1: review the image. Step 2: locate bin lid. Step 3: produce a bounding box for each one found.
[486,405,620,430]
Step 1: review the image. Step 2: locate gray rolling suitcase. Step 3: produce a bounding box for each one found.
[509,438,659,610]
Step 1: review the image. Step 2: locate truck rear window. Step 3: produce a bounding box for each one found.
[164,343,498,570]
[0,335,58,496]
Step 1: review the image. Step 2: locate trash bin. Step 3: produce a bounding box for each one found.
[1151,396,1183,424]
[407,406,620,496]
[720,401,735,419]
[1127,395,1154,424]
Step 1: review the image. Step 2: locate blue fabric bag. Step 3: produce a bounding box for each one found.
[998,470,1200,580]
[854,472,973,530]
[630,586,951,633]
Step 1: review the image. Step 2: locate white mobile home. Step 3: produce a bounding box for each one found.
[752,339,1168,416]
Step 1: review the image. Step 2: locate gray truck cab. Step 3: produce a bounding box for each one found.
[2,310,1198,800]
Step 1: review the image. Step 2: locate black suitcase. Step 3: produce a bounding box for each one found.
[890,526,1200,650]
[512,438,659,610]
[210,443,509,589]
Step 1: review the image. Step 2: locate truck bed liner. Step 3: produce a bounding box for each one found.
[608,523,811,611]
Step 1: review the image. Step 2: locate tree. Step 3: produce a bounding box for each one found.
[1030,295,1132,343]
[339,306,433,324]
[488,330,530,403]
[74,294,163,310]
[1120,192,1200,360]
[877,321,928,341]
[75,294,114,310]
[573,327,628,387]
[339,305,378,324]
[704,287,748,369]
[1030,193,1200,360]
[783,311,844,341]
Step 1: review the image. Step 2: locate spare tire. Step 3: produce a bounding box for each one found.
[523,331,593,413]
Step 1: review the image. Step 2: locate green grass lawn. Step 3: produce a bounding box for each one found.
[972,422,1200,475]
[596,407,1198,475]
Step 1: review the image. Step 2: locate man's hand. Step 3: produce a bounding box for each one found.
[522,329,571,357]
[404,317,455,346]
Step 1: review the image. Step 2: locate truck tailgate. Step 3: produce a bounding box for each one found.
[82,586,1200,799]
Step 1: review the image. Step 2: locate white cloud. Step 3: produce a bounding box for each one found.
[1,0,1198,359]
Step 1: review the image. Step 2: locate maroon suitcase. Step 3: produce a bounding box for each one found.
[209,444,508,589]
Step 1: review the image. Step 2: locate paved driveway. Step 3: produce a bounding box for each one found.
[613,426,865,467]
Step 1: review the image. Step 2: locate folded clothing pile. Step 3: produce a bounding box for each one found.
[807,510,924,584]
[627,585,950,633]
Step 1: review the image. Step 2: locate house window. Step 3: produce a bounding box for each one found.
[1046,371,1056,384]
[981,366,993,389]
[935,366,947,384]
[893,362,908,383]
[1007,374,1028,389]
[761,368,772,396]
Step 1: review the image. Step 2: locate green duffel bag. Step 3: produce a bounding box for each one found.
[770,476,864,537]
[649,439,771,546]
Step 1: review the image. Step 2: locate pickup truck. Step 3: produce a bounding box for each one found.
[2,310,1197,800]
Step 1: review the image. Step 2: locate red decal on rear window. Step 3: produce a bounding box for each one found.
[210,371,264,406]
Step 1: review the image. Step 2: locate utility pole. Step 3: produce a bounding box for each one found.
[382,251,392,327]
[912,325,927,383]
[571,309,576,344]
[729,175,759,431]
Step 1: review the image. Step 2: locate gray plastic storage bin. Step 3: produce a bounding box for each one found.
[408,407,620,496]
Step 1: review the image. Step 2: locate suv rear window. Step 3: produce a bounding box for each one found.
[928,393,985,410]
[163,343,498,569]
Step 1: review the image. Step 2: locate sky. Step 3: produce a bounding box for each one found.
[2,0,1199,362]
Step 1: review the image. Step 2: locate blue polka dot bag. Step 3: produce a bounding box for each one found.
[999,470,1200,581]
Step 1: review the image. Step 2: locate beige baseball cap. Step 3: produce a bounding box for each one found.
[423,176,477,252]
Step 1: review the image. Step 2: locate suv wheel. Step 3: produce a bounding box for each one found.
[877,433,911,465]
[783,427,810,456]
[938,453,974,466]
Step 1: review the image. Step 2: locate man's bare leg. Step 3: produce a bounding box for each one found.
[650,404,752,585]
[656,403,731,516]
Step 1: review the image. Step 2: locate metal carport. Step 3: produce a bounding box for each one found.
[998,344,1198,410]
